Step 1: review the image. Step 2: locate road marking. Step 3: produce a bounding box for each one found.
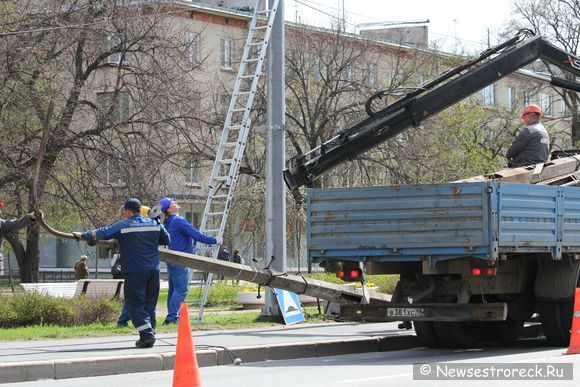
[333,372,414,383]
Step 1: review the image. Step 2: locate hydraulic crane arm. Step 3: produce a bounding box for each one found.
[283,31,580,197]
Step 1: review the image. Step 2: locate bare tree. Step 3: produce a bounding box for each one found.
[0,0,211,281]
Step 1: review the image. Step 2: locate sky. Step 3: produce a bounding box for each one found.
[284,0,516,52]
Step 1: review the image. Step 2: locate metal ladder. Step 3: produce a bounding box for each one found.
[192,0,280,322]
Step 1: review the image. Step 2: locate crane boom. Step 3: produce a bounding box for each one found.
[283,32,580,198]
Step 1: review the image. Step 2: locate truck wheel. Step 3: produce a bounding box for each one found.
[433,321,482,348]
[539,301,574,346]
[413,321,442,348]
[494,320,525,342]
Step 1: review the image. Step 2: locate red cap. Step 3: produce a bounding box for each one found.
[0,201,5,207]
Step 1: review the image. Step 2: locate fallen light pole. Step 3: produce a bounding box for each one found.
[159,248,508,322]
[159,248,390,305]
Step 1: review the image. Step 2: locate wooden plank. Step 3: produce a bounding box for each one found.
[159,249,390,305]
[456,155,580,184]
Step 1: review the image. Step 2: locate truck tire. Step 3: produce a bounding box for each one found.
[481,320,525,343]
[497,320,525,342]
[538,266,579,346]
[539,301,574,346]
[433,321,482,348]
[413,321,442,348]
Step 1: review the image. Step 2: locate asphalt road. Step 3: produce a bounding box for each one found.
[10,339,579,387]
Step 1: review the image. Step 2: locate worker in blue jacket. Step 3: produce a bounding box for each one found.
[73,198,170,348]
[158,197,218,324]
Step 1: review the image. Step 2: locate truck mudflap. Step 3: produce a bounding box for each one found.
[339,303,507,322]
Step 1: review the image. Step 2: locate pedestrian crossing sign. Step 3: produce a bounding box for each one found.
[273,288,305,325]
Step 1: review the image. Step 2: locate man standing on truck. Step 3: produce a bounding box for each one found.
[506,104,550,168]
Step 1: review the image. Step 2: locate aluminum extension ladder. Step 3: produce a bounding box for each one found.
[192,0,280,322]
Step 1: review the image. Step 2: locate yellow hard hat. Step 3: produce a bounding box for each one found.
[140,205,151,217]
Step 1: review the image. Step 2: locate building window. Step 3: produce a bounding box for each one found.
[366,63,378,88]
[188,156,201,186]
[220,38,233,69]
[97,154,125,186]
[506,87,515,110]
[97,91,130,124]
[562,99,571,117]
[539,93,553,116]
[345,64,354,82]
[286,64,298,80]
[105,35,128,66]
[185,32,200,64]
[483,84,495,106]
[219,93,230,114]
[523,90,534,106]
[314,57,326,83]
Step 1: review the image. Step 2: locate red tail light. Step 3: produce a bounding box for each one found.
[471,266,496,277]
[485,267,497,276]
[337,268,362,281]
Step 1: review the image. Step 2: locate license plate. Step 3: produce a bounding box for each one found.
[386,307,425,317]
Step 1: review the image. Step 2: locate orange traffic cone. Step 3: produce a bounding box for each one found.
[173,302,202,387]
[565,288,580,355]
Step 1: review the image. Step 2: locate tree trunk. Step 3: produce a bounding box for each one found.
[24,223,41,283]
[5,222,40,283]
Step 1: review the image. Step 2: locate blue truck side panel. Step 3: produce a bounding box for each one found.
[307,182,580,264]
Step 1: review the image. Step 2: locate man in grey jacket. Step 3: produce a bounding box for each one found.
[0,200,38,247]
[506,104,550,168]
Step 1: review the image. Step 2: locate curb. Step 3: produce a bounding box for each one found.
[0,334,417,384]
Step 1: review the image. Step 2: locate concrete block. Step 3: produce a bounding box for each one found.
[217,346,265,365]
[0,361,54,384]
[54,355,163,379]
[162,349,218,370]
[377,334,418,352]
[265,342,316,361]
[315,338,380,357]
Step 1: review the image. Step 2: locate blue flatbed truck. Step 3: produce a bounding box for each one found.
[284,31,580,348]
[306,181,580,347]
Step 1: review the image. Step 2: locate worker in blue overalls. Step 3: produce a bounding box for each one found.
[158,197,218,324]
[73,198,170,348]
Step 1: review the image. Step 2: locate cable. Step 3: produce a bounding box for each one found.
[294,0,358,29]
[155,338,243,365]
[294,0,497,48]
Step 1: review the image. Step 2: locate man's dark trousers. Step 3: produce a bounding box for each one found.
[124,270,160,338]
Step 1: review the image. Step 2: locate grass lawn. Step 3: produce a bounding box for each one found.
[0,307,327,341]
[0,274,398,341]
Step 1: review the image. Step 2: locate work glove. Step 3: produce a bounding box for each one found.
[29,212,37,221]
[33,209,43,221]
[72,232,83,241]
[215,235,223,245]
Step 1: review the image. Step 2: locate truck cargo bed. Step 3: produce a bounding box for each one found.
[307,182,580,264]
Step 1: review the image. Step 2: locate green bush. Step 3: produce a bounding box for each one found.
[369,275,399,294]
[0,296,19,327]
[72,296,121,325]
[0,293,120,328]
[0,293,76,328]
[306,272,399,294]
[204,280,242,306]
